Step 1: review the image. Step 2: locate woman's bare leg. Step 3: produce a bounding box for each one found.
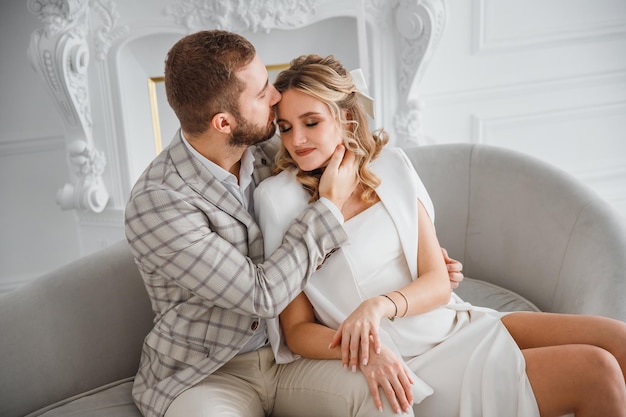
[523,344,625,417]
[502,312,626,416]
[502,311,626,379]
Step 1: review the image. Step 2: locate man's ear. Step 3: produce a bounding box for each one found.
[211,112,233,134]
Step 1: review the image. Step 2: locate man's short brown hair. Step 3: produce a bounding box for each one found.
[164,30,256,136]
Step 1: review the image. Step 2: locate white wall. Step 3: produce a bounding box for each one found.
[0,1,81,292]
[1,0,625,294]
[419,0,626,217]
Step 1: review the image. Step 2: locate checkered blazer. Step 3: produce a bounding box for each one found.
[125,131,347,417]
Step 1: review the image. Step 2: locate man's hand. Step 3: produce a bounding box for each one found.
[319,145,358,210]
[442,248,463,290]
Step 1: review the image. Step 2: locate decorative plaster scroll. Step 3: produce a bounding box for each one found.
[396,0,445,146]
[164,0,317,33]
[28,0,110,212]
[27,0,86,37]
[395,0,446,92]
[394,99,424,147]
[367,0,446,146]
[91,0,129,61]
[57,140,109,212]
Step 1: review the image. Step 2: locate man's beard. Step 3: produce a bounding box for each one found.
[228,115,276,147]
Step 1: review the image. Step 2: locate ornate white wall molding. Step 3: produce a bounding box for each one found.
[26,0,446,214]
[394,99,426,146]
[473,0,626,54]
[0,134,65,156]
[27,0,110,212]
[370,0,446,146]
[91,0,130,61]
[161,0,445,147]
[56,140,109,211]
[164,0,318,32]
[396,0,446,91]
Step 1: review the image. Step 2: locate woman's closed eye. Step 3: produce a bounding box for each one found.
[278,120,319,133]
[278,123,292,133]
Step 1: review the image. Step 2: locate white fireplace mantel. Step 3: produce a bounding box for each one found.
[27,0,446,253]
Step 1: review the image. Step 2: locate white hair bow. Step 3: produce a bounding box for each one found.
[349,69,375,119]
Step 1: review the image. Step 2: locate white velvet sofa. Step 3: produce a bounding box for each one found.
[1,143,625,417]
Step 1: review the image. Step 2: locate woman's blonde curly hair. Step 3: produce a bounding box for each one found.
[273,54,389,203]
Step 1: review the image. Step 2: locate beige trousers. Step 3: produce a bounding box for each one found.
[164,347,399,417]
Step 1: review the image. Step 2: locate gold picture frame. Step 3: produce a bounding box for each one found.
[147,76,165,154]
[147,64,290,155]
[266,63,290,82]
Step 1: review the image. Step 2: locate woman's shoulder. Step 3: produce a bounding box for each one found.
[254,169,310,211]
[254,169,310,237]
[373,146,415,175]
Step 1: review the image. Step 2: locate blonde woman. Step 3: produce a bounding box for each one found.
[254,54,626,417]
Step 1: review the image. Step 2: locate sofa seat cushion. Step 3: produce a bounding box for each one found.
[27,379,141,417]
[25,279,536,417]
[455,277,540,312]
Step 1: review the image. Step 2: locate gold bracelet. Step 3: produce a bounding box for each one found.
[380,294,397,321]
[393,290,409,318]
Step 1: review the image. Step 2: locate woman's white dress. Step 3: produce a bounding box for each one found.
[254,147,540,417]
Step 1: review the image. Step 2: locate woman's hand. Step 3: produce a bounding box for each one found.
[328,296,391,371]
[360,342,414,414]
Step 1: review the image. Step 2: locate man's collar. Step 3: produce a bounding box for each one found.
[180,130,255,184]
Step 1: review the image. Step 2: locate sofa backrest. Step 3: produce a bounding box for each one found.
[0,240,154,417]
[406,143,626,320]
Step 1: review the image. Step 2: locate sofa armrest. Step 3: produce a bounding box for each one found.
[0,241,154,417]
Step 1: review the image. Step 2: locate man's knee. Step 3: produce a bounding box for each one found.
[165,378,265,417]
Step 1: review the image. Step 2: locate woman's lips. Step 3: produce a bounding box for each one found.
[295,148,315,157]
